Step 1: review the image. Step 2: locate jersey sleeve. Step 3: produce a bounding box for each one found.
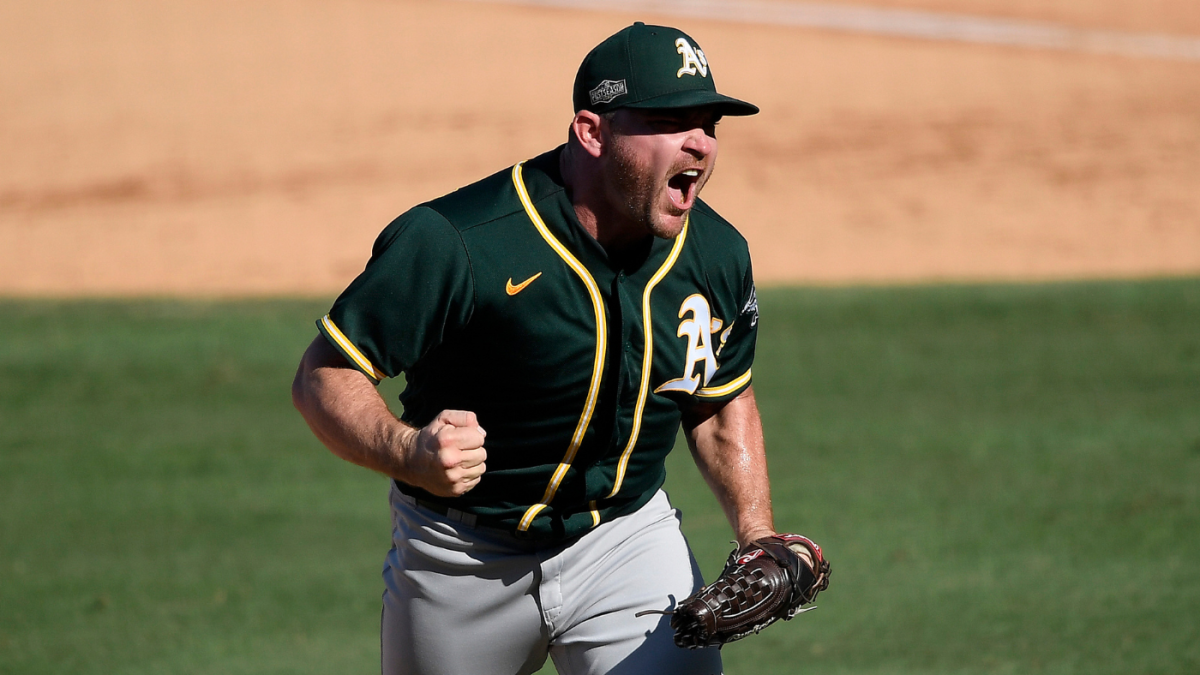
[317,207,475,382]
[695,255,758,402]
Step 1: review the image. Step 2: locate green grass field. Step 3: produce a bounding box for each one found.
[2,279,1198,674]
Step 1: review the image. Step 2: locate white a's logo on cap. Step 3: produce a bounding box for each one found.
[675,38,709,78]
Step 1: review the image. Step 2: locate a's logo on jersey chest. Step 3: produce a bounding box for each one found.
[654,294,730,395]
[675,38,709,78]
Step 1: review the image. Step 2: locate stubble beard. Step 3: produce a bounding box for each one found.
[608,138,690,240]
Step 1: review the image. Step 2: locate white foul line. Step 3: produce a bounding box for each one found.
[463,0,1200,62]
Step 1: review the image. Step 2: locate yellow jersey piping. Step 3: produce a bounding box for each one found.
[606,216,689,499]
[511,162,607,532]
[696,367,753,398]
[320,315,386,381]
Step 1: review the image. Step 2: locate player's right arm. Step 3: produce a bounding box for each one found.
[291,335,487,498]
[293,206,481,496]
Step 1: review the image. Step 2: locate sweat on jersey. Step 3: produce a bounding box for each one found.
[318,146,759,542]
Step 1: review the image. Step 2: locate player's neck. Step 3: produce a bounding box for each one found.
[560,145,653,259]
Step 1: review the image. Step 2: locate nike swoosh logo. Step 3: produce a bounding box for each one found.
[506,272,542,296]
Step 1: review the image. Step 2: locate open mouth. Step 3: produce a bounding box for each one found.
[666,168,702,212]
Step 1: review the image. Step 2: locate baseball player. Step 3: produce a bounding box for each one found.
[293,22,819,675]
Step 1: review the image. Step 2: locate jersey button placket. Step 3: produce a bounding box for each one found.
[616,274,634,357]
[609,273,636,452]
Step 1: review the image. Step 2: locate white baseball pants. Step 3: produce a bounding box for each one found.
[381,486,723,675]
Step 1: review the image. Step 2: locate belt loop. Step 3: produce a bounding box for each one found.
[449,508,479,529]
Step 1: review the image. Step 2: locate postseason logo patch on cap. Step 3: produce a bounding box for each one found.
[589,79,628,106]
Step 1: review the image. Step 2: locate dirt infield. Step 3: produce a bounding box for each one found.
[2,0,1198,295]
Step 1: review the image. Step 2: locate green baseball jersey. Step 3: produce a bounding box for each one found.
[318,147,759,541]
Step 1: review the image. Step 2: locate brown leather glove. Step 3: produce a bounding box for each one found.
[669,533,831,648]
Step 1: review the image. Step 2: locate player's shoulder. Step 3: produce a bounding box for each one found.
[687,198,751,263]
[368,147,563,262]
[420,167,522,231]
[370,203,459,258]
[418,147,562,233]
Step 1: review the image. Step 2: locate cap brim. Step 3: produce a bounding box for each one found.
[621,89,760,116]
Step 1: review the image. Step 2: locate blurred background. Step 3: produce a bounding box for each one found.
[1,0,1198,673]
[5,0,1200,293]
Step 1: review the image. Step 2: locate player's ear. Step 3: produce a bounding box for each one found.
[570,110,604,158]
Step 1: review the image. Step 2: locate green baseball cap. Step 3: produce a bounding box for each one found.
[573,22,759,117]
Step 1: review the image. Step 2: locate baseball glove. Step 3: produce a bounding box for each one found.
[650,533,831,649]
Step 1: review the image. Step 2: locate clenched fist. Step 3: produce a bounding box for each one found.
[401,410,488,497]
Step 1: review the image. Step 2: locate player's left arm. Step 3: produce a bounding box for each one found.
[682,386,817,568]
[682,385,778,546]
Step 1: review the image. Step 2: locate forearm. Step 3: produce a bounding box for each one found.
[291,336,417,480]
[684,386,775,546]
